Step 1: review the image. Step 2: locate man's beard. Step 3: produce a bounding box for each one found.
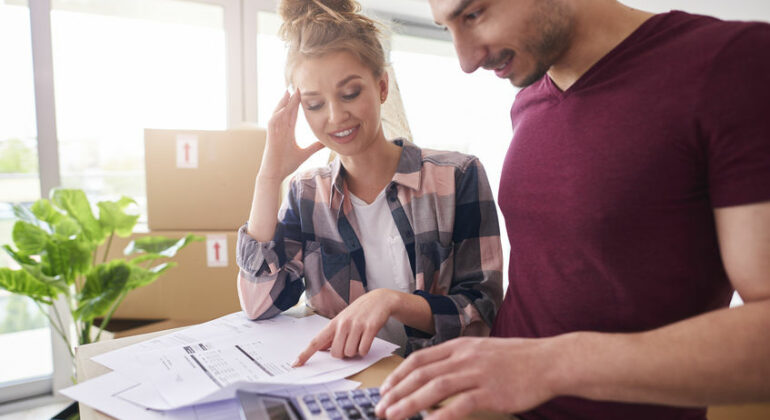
[514,0,573,87]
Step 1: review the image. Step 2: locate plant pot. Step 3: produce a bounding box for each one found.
[51,401,79,420]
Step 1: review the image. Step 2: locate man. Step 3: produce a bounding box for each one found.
[374,0,770,419]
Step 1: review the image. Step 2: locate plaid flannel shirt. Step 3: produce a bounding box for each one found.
[236,140,503,352]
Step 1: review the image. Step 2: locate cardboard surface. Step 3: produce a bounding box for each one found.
[99,230,241,321]
[144,127,265,231]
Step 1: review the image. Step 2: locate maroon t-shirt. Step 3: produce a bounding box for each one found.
[492,11,770,420]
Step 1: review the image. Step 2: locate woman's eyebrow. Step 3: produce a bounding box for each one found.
[300,75,362,96]
[336,75,362,87]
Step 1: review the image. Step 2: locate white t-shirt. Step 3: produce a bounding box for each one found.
[349,189,414,352]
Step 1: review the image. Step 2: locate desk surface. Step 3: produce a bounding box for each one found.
[74,312,509,420]
[73,317,770,420]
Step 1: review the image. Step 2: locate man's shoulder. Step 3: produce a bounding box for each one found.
[658,11,770,51]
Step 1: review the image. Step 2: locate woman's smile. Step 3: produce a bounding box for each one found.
[328,125,360,144]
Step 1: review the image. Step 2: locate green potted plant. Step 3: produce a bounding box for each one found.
[0,188,202,363]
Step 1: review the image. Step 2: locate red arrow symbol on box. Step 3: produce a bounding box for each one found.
[213,242,221,261]
[184,143,190,162]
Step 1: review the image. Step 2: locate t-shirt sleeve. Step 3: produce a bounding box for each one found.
[697,23,770,207]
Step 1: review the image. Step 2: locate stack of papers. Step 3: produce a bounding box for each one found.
[61,312,399,419]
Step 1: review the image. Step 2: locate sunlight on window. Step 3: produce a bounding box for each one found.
[50,0,228,221]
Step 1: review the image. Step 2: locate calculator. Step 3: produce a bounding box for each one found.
[236,387,425,420]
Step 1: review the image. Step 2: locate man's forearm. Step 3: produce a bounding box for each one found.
[551,300,770,407]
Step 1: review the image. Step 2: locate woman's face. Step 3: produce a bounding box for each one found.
[293,50,388,157]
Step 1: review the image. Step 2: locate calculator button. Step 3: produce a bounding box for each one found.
[361,404,378,419]
[336,397,354,408]
[327,408,344,420]
[303,395,317,404]
[344,406,363,419]
[321,399,336,411]
[305,401,322,415]
[353,395,371,407]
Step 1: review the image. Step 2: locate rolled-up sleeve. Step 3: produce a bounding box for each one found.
[407,158,504,352]
[236,180,306,320]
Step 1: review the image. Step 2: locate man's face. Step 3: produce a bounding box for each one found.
[429,0,573,87]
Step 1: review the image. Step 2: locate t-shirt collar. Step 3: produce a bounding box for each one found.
[329,138,423,202]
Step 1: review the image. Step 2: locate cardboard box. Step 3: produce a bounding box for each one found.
[145,127,266,231]
[100,230,242,321]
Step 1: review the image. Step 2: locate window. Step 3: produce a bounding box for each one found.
[0,0,53,401]
[50,0,228,223]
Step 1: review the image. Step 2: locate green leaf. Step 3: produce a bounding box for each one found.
[43,238,93,284]
[0,268,57,304]
[30,199,63,226]
[12,221,49,255]
[53,216,81,239]
[75,261,130,322]
[3,245,38,266]
[19,263,68,294]
[12,203,45,228]
[128,253,164,264]
[124,234,203,258]
[0,254,64,292]
[126,262,176,290]
[51,188,105,244]
[97,197,139,237]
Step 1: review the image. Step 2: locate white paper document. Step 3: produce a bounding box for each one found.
[60,370,360,420]
[93,311,267,371]
[78,312,398,411]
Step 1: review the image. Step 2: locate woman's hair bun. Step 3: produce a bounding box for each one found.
[279,0,359,26]
[278,0,387,82]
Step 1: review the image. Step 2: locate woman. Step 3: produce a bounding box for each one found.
[236,0,503,364]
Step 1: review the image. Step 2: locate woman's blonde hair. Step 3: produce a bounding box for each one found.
[278,0,386,84]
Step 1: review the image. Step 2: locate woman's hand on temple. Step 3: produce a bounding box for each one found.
[292,289,399,367]
[259,90,325,181]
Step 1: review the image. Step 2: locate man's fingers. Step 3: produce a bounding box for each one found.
[424,390,485,420]
[380,340,458,394]
[375,356,459,418]
[293,327,333,367]
[383,372,477,420]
